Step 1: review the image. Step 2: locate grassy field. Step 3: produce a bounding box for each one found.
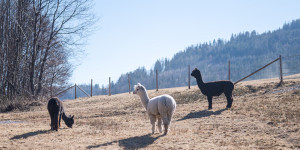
[0,75,300,149]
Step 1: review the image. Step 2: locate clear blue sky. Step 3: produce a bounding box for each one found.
[70,0,300,85]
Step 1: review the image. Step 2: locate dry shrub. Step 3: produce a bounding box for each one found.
[0,96,44,113]
[0,98,28,112]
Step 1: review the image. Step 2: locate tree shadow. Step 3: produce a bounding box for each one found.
[87,133,164,149]
[10,130,50,140]
[177,108,227,121]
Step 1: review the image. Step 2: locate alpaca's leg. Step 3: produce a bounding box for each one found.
[162,114,169,135]
[149,115,156,134]
[59,113,62,128]
[50,114,54,130]
[54,112,59,131]
[165,113,174,133]
[230,95,233,107]
[225,92,233,108]
[49,110,56,130]
[157,117,162,133]
[207,96,213,109]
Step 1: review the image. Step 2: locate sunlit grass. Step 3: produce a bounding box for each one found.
[0,75,300,149]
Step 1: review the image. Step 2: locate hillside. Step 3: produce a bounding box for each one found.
[109,19,300,95]
[0,75,300,149]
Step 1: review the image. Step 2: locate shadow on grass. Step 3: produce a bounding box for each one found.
[10,130,50,140]
[87,134,164,149]
[177,108,227,121]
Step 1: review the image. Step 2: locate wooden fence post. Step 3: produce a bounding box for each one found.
[228,60,231,81]
[279,55,283,83]
[109,77,111,96]
[128,74,131,94]
[75,84,77,99]
[91,79,93,97]
[156,70,158,91]
[188,65,190,89]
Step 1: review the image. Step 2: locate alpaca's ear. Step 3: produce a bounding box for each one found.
[72,115,74,119]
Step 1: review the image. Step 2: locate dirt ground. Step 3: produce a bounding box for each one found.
[0,75,300,150]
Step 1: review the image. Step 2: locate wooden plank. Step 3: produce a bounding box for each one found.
[53,85,75,97]
[76,85,91,97]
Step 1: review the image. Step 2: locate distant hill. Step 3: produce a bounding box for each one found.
[61,19,300,99]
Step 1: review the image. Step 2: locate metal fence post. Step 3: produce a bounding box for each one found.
[228,60,231,81]
[279,55,283,83]
[109,77,111,96]
[91,79,93,97]
[75,84,77,99]
[188,65,190,89]
[156,70,158,91]
[128,74,131,94]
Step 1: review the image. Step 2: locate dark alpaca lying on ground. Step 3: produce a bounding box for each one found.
[191,68,234,109]
[47,97,74,131]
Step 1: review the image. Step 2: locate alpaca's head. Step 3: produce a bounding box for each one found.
[133,83,146,95]
[65,115,74,128]
[191,68,201,78]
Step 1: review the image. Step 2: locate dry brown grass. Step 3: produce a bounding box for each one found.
[1,75,300,149]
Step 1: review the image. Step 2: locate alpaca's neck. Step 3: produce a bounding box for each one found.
[62,112,71,121]
[139,91,150,110]
[195,74,204,86]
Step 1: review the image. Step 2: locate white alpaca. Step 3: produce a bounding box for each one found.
[133,83,176,135]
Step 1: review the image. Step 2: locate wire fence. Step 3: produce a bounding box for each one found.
[57,54,300,100]
[282,55,300,78]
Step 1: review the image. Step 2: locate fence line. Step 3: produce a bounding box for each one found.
[282,54,300,58]
[53,84,91,99]
[56,54,299,99]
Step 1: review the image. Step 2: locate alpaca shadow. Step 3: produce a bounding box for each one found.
[10,130,49,140]
[177,108,227,121]
[87,134,163,149]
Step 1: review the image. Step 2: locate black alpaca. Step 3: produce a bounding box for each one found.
[47,97,74,131]
[191,68,234,109]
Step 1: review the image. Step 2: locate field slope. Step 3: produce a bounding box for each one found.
[1,75,300,149]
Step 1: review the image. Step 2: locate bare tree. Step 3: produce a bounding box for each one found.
[0,0,96,101]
